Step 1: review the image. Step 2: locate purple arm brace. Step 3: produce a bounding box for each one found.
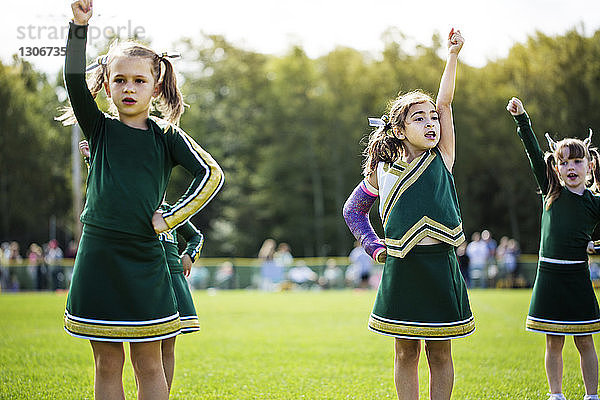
[342,181,386,262]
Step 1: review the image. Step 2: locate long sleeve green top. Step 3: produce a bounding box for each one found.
[514,112,600,261]
[65,23,224,238]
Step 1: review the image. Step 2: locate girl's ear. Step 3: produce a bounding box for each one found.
[393,126,405,140]
[103,81,111,98]
[153,82,161,97]
[553,163,561,177]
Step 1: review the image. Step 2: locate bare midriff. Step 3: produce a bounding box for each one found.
[417,236,443,245]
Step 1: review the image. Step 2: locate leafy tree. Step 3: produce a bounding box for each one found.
[0,59,70,247]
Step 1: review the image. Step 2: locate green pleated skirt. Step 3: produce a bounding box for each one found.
[368,243,475,340]
[526,260,600,335]
[169,269,199,334]
[64,225,181,342]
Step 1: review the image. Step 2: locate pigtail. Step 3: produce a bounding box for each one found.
[543,152,562,210]
[588,147,600,194]
[56,58,108,126]
[155,56,185,125]
[87,62,109,98]
[361,120,403,177]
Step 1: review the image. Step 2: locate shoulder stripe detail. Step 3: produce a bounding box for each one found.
[382,150,435,228]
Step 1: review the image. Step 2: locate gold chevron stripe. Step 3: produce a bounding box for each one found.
[382,151,436,228]
[385,217,465,258]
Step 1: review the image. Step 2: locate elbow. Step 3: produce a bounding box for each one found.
[342,200,355,223]
[200,162,224,191]
[342,199,350,218]
[213,165,225,192]
[217,165,225,184]
[436,102,452,112]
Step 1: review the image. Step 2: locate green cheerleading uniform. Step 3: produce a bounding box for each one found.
[63,23,224,342]
[158,204,203,334]
[368,147,475,340]
[514,113,600,335]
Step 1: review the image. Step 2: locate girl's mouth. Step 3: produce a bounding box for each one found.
[122,97,136,105]
[567,173,578,179]
[425,131,436,140]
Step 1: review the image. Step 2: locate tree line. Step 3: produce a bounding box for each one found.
[1,26,599,257]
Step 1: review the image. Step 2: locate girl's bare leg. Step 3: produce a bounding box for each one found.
[425,340,453,400]
[161,337,177,394]
[574,335,598,396]
[394,338,421,400]
[545,334,565,395]
[130,340,168,400]
[90,340,126,400]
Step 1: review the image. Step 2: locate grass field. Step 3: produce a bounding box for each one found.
[0,289,598,399]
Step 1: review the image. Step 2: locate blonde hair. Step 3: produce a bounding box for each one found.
[544,137,600,209]
[362,90,435,176]
[258,238,276,260]
[57,40,185,126]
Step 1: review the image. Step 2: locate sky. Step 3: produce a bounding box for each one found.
[2,0,600,77]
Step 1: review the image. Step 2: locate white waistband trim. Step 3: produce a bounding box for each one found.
[539,256,586,264]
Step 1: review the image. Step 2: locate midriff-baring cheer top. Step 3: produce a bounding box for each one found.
[376,147,465,258]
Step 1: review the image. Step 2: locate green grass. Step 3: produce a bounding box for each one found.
[0,289,598,399]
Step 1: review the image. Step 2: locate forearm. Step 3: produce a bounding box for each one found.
[65,23,102,135]
[436,53,458,108]
[514,113,548,192]
[342,181,386,262]
[65,23,87,76]
[178,223,204,262]
[436,52,459,167]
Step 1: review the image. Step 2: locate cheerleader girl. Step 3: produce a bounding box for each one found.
[80,140,204,395]
[507,97,600,400]
[343,28,473,400]
[61,1,223,398]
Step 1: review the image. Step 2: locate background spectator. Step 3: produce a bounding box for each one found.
[215,261,235,289]
[189,265,210,290]
[44,239,63,290]
[258,238,282,291]
[0,242,10,290]
[456,242,470,287]
[466,232,489,288]
[287,261,317,289]
[503,239,521,288]
[27,243,46,290]
[319,258,344,289]
[274,243,293,269]
[348,241,373,289]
